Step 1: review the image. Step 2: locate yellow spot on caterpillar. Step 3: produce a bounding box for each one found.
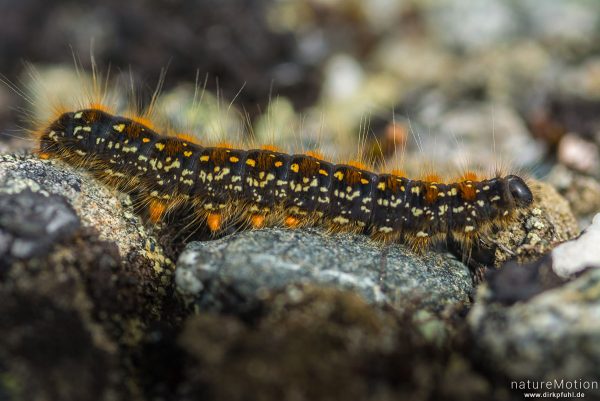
[207,213,222,232]
[246,159,256,167]
[333,216,350,224]
[360,178,369,185]
[411,207,423,217]
[317,169,328,176]
[183,151,193,157]
[163,160,181,172]
[122,146,138,153]
[229,156,239,163]
[411,186,421,195]
[275,161,283,168]
[464,226,475,232]
[377,182,386,190]
[113,124,126,133]
[200,155,210,162]
[291,163,299,173]
[74,112,83,119]
[155,143,165,151]
[250,214,265,229]
[334,171,344,181]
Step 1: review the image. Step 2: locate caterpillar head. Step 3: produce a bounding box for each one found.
[506,175,533,207]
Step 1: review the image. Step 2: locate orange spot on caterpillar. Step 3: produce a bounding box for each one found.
[305,150,324,160]
[298,157,320,175]
[210,148,230,164]
[389,169,406,178]
[345,160,369,170]
[163,138,188,156]
[382,174,403,192]
[343,168,364,185]
[284,215,300,228]
[175,132,202,145]
[207,213,222,232]
[460,171,479,182]
[250,214,266,229]
[422,173,442,183]
[255,151,277,170]
[424,183,440,204]
[458,181,477,201]
[261,144,280,152]
[123,122,148,139]
[148,199,167,223]
[88,102,114,114]
[215,141,234,149]
[38,152,51,160]
[129,115,156,131]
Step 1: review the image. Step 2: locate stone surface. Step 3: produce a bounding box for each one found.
[0,153,184,400]
[0,189,80,264]
[552,213,600,278]
[178,285,490,401]
[176,227,473,313]
[469,268,600,394]
[0,227,123,401]
[0,153,170,270]
[546,164,600,228]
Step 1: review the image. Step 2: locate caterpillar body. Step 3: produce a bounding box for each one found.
[36,106,534,252]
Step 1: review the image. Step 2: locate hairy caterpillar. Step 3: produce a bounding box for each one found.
[33,100,534,252]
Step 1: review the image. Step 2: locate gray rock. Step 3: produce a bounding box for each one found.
[176,227,473,312]
[552,213,600,278]
[0,153,171,270]
[469,268,600,393]
[0,189,80,263]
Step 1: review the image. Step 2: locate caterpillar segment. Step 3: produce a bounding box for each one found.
[38,108,534,251]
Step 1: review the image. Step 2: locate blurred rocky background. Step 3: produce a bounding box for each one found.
[2,0,600,400]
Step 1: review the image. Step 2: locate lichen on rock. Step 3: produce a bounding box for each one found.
[175,227,474,314]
